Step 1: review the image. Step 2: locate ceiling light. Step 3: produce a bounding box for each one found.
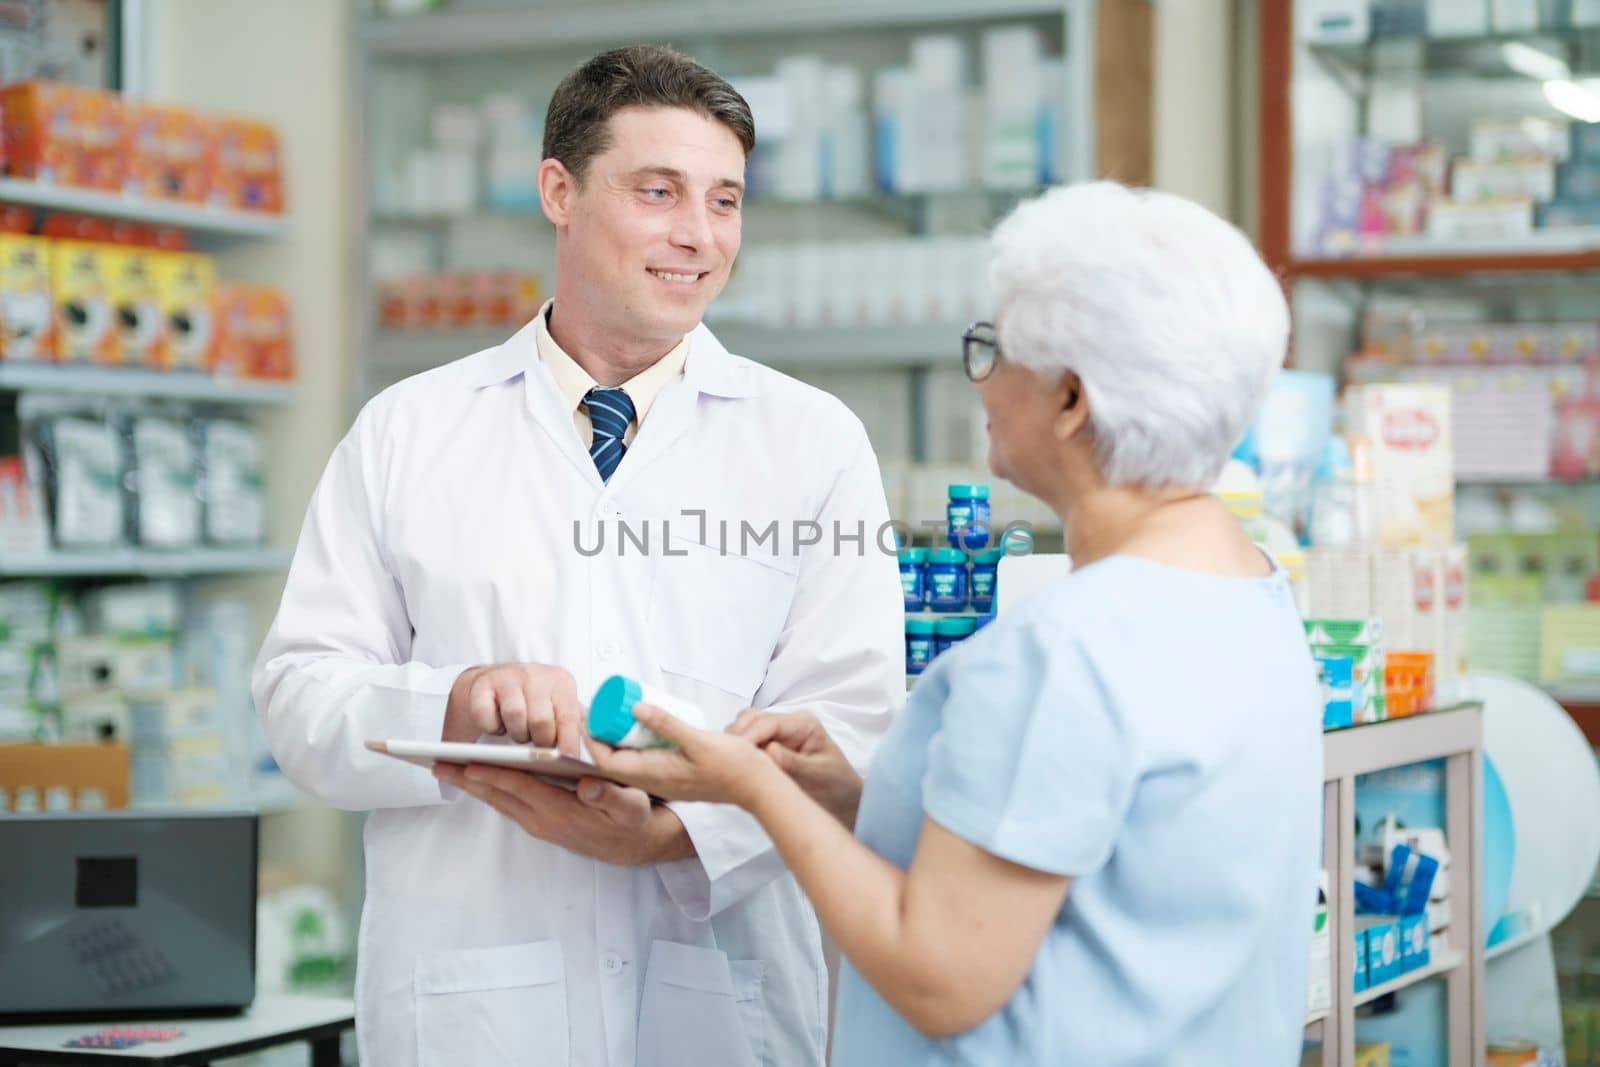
[1503,41,1572,82]
[1544,79,1600,123]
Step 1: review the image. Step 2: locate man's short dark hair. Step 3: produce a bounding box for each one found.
[543,45,756,183]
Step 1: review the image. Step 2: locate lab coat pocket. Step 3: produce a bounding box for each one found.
[637,940,767,1067]
[651,538,798,701]
[413,939,568,1066]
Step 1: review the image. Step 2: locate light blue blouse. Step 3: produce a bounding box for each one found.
[832,555,1323,1066]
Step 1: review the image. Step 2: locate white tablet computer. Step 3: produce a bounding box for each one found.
[365,739,626,785]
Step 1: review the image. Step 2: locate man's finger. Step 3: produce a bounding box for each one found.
[574,778,651,826]
[552,707,585,758]
[524,686,556,748]
[497,680,530,743]
[462,762,573,806]
[468,676,503,736]
[763,740,796,773]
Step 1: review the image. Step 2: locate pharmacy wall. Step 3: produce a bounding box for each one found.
[147,0,358,903]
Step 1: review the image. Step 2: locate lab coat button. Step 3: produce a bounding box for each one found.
[600,951,624,976]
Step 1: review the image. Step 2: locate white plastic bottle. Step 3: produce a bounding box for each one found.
[587,675,707,749]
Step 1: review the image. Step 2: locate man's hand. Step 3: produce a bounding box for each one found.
[432,763,696,866]
[730,710,864,829]
[442,663,583,754]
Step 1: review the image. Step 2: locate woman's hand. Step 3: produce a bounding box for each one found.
[730,710,864,828]
[586,704,781,807]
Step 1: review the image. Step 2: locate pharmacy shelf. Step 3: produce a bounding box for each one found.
[1314,704,1483,1067]
[1485,928,1543,962]
[1307,26,1600,85]
[1353,951,1464,1008]
[1457,476,1600,488]
[0,363,295,405]
[0,546,292,578]
[363,0,1071,55]
[1322,702,1481,779]
[715,324,964,367]
[372,186,1045,228]
[368,323,965,375]
[1289,242,1600,280]
[251,774,307,816]
[0,178,290,244]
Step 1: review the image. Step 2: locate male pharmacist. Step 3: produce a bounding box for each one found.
[254,46,904,1067]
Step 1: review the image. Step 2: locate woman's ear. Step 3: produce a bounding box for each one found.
[539,159,576,227]
[1054,372,1090,442]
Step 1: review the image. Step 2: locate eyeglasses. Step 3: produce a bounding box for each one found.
[962,321,1000,382]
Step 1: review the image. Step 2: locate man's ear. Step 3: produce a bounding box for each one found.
[539,158,577,228]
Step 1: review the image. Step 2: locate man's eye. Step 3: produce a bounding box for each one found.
[715,198,740,211]
[643,188,671,200]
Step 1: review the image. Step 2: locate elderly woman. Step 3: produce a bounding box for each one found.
[440,182,1323,1064]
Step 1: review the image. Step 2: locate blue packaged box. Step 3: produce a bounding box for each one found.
[1398,912,1429,973]
[1353,929,1369,993]
[1360,917,1402,988]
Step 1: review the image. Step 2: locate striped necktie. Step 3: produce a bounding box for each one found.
[584,387,636,483]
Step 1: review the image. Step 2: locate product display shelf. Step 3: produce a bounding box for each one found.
[369,323,971,377]
[0,546,292,579]
[1353,950,1465,1008]
[1484,927,1544,962]
[0,177,290,246]
[0,363,295,406]
[1290,247,1600,279]
[1305,703,1485,1066]
[349,0,1144,453]
[1306,25,1600,80]
[371,185,1049,227]
[363,0,1080,55]
[1259,3,1600,279]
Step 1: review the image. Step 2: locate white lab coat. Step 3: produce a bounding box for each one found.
[252,318,905,1067]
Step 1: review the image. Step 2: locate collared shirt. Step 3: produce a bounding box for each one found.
[536,300,689,449]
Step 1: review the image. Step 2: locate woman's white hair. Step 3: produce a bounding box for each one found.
[989,181,1289,489]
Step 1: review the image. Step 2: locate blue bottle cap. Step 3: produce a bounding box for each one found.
[948,483,991,500]
[905,618,938,635]
[972,548,1006,564]
[934,616,978,636]
[930,547,967,565]
[898,547,929,563]
[588,675,643,745]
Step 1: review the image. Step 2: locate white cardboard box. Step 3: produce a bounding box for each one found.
[1346,384,1455,548]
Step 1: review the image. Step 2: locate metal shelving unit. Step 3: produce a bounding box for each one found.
[369,322,970,376]
[0,547,292,579]
[351,0,1119,466]
[0,178,290,248]
[0,364,295,406]
[1306,704,1486,1066]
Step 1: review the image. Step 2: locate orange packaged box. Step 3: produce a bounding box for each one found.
[124,102,217,203]
[213,116,284,214]
[1385,651,1435,718]
[0,81,125,190]
[211,282,293,381]
[51,239,121,365]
